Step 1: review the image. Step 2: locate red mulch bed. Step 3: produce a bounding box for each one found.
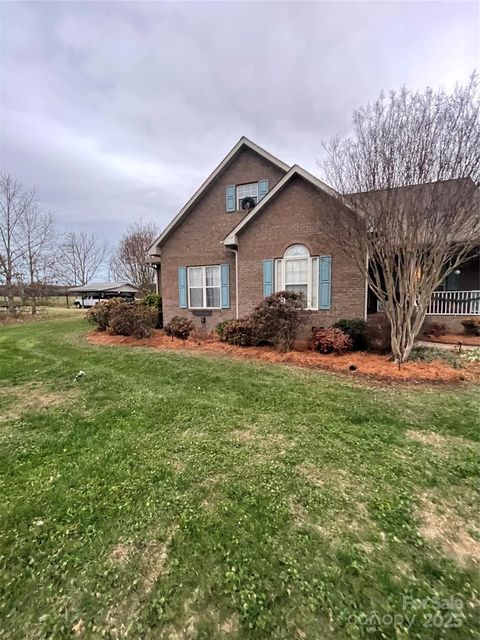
[87,330,480,384]
[423,333,480,346]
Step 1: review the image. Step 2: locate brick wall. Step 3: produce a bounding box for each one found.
[160,154,366,338]
[160,147,286,332]
[237,175,366,335]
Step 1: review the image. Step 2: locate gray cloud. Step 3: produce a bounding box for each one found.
[1,1,478,242]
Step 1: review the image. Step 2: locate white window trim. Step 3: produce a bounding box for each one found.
[236,182,258,211]
[275,249,319,310]
[187,265,221,310]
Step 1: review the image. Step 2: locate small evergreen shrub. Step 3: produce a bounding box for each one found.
[423,322,448,338]
[164,316,194,341]
[250,291,304,352]
[215,320,229,341]
[86,298,126,331]
[140,293,162,328]
[107,303,157,339]
[461,317,480,336]
[222,319,254,347]
[409,346,461,368]
[332,318,368,350]
[460,348,480,363]
[310,327,352,355]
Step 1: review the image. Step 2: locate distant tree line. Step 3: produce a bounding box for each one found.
[0,173,158,315]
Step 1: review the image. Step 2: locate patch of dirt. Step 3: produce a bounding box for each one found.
[407,429,476,453]
[417,493,480,566]
[105,525,178,637]
[220,613,240,635]
[296,462,352,490]
[424,334,480,346]
[109,541,133,564]
[0,382,79,423]
[87,330,480,384]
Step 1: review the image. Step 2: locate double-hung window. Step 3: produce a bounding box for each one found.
[236,183,258,210]
[188,266,221,308]
[275,244,319,309]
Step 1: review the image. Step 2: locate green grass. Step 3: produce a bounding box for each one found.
[0,318,479,639]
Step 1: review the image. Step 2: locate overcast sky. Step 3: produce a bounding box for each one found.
[1,1,478,244]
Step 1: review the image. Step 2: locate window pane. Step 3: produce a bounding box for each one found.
[188,267,203,288]
[311,257,318,309]
[286,284,307,304]
[206,266,220,287]
[285,259,308,283]
[206,287,220,308]
[284,244,309,257]
[190,287,203,307]
[275,259,283,291]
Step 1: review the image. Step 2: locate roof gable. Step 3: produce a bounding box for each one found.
[223,165,355,246]
[148,137,289,254]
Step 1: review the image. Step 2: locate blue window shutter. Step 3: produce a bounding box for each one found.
[226,185,236,212]
[178,267,187,308]
[263,259,274,297]
[258,179,269,201]
[319,256,332,309]
[221,263,230,308]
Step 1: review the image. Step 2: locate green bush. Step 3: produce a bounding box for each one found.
[215,320,229,341]
[140,293,162,328]
[107,303,157,339]
[461,317,480,336]
[222,319,254,347]
[409,346,461,368]
[250,291,304,352]
[332,318,368,350]
[86,298,126,331]
[164,316,194,341]
[310,327,352,355]
[460,348,480,363]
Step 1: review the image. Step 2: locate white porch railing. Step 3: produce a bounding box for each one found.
[427,290,480,315]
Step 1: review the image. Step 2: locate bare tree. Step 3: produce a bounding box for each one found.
[0,174,36,314]
[320,75,480,362]
[109,221,158,295]
[18,206,58,314]
[57,232,108,286]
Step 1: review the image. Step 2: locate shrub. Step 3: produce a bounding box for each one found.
[461,348,480,363]
[332,318,368,350]
[365,316,391,354]
[107,303,157,339]
[409,346,461,368]
[164,316,194,341]
[140,293,163,328]
[215,320,229,341]
[249,291,304,352]
[461,317,480,336]
[423,322,448,338]
[222,319,254,347]
[86,298,125,331]
[310,327,352,355]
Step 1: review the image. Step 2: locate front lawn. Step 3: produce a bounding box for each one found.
[0,318,479,639]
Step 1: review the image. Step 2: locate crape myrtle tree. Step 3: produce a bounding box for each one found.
[109,221,159,295]
[320,74,480,363]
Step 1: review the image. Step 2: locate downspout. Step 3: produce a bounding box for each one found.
[226,246,239,319]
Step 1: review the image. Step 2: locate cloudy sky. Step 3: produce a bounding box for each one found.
[1,1,478,244]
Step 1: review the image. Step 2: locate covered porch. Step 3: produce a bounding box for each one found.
[426,255,479,316]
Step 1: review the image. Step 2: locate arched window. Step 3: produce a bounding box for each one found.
[275,244,319,309]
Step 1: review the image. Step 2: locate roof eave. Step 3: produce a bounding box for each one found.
[148,136,290,254]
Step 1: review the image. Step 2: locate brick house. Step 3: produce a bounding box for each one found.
[147,137,479,335]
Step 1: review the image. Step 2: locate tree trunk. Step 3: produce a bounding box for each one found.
[385,302,429,363]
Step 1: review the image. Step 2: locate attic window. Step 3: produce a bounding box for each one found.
[237,183,258,210]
